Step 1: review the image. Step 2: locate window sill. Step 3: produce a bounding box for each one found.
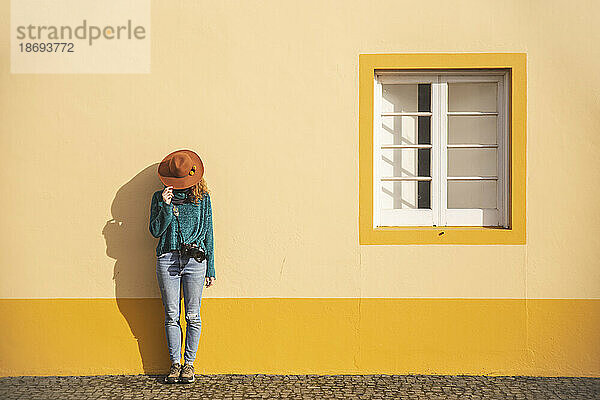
[362,225,525,245]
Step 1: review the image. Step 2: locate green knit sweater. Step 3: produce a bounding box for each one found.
[149,188,215,278]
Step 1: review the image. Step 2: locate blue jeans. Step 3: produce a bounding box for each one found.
[156,250,207,365]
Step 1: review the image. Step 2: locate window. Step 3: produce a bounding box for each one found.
[359,53,526,245]
[373,69,510,228]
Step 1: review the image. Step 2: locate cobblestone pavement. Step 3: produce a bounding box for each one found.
[0,374,598,400]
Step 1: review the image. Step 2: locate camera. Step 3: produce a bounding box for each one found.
[181,242,206,263]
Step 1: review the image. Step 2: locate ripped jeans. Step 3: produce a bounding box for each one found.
[156,250,207,365]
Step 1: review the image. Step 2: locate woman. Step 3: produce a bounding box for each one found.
[149,149,216,384]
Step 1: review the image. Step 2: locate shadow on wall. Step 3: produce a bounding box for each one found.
[102,163,170,374]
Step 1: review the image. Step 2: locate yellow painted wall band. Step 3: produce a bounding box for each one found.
[1,298,598,377]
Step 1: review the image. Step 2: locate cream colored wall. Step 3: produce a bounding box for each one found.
[0,0,598,299]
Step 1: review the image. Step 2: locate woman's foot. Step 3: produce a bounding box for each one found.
[179,363,195,383]
[164,363,181,384]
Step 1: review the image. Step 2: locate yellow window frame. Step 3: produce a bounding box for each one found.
[359,53,526,245]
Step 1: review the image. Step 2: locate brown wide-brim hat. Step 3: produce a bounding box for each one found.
[157,149,204,189]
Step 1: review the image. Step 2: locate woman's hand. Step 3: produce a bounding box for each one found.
[162,186,173,205]
[205,277,215,287]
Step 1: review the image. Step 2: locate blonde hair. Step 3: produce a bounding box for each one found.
[188,177,210,204]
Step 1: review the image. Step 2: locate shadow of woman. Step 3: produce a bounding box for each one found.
[102,163,171,374]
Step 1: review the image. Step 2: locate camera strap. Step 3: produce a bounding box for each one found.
[172,205,187,272]
[172,205,186,247]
